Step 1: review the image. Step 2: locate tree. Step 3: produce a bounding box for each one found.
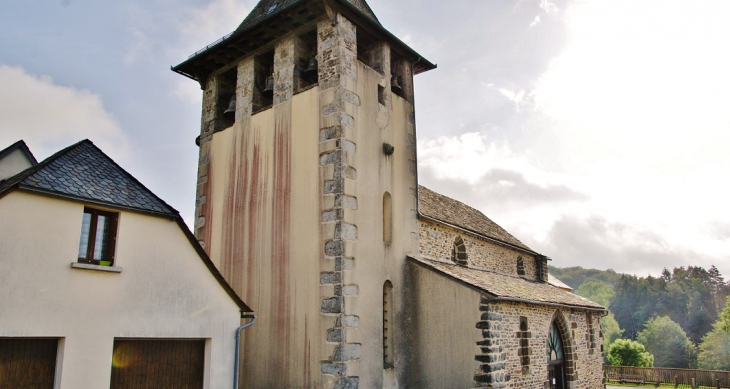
[610,275,665,340]
[575,281,615,307]
[607,339,654,367]
[698,299,730,371]
[720,296,730,333]
[602,313,623,364]
[637,316,697,368]
[661,267,672,283]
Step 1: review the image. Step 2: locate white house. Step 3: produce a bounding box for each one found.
[0,139,254,388]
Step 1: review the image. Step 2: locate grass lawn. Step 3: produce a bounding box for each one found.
[607,382,719,388]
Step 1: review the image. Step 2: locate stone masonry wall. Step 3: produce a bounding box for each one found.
[317,14,362,389]
[475,300,604,389]
[273,35,310,105]
[418,220,538,280]
[194,74,234,248]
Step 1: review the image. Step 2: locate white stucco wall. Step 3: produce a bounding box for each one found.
[403,262,483,388]
[0,148,34,181]
[0,191,243,389]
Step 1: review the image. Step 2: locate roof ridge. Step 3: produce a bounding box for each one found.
[418,185,532,251]
[234,0,381,35]
[0,140,178,216]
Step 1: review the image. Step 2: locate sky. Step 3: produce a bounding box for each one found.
[1,0,728,278]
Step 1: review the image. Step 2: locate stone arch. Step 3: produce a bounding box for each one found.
[548,310,576,388]
[451,236,467,266]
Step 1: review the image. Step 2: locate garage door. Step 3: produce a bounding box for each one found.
[110,339,205,389]
[0,338,58,389]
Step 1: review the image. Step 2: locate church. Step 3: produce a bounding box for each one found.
[172,0,606,387]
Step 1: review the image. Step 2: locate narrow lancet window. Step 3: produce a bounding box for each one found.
[451,236,467,266]
[383,192,392,243]
[517,256,525,276]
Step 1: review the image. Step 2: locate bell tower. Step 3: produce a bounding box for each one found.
[173,1,435,387]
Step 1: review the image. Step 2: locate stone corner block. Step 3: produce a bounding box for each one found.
[333,343,362,361]
[334,377,359,389]
[321,362,347,377]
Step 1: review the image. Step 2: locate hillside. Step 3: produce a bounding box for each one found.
[548,265,621,290]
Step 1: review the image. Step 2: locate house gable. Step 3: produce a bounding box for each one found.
[0,139,250,313]
[0,140,37,181]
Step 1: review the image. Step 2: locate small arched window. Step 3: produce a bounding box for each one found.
[451,236,467,266]
[516,256,525,276]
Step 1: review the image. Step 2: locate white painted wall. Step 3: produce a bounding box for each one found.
[0,191,243,389]
[0,148,34,180]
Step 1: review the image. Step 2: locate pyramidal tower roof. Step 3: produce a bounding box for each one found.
[235,0,379,34]
[173,0,435,83]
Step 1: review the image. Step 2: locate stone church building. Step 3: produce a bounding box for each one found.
[172,0,606,387]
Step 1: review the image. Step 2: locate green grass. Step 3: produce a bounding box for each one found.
[607,382,718,388]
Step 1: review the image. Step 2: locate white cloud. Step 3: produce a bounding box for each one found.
[532,0,730,169]
[417,132,588,238]
[0,65,128,160]
[530,15,542,28]
[498,88,528,111]
[539,0,559,14]
[527,0,730,258]
[176,0,250,54]
[419,133,515,184]
[173,79,204,106]
[124,29,152,64]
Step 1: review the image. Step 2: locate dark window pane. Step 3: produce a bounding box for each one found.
[78,212,92,259]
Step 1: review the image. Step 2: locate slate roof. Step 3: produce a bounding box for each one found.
[409,256,604,310]
[548,275,573,292]
[235,0,379,34]
[0,140,37,166]
[0,140,176,216]
[418,186,532,252]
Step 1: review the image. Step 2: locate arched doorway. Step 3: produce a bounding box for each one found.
[547,321,566,389]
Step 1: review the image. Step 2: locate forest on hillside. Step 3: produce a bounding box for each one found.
[549,265,730,370]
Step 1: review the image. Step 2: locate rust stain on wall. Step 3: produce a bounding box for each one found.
[215,104,298,385]
[201,152,214,255]
[304,314,311,384]
[270,104,292,378]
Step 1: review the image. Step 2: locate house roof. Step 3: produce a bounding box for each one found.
[0,139,252,313]
[418,186,533,252]
[409,256,604,310]
[0,140,176,216]
[0,140,38,166]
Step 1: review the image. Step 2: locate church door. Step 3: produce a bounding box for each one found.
[547,322,566,389]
